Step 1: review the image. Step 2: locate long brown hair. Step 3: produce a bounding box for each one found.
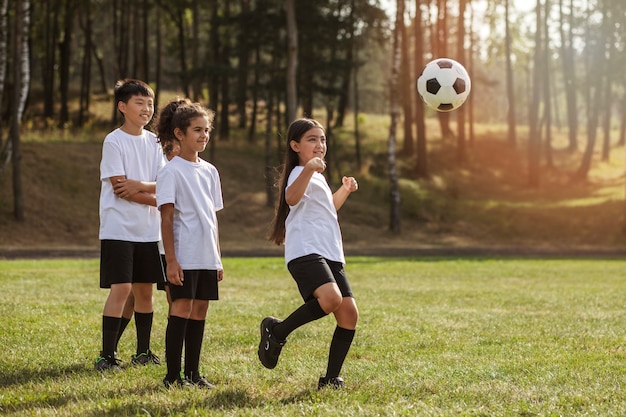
[268,118,325,245]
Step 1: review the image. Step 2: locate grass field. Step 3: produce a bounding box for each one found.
[1,256,625,416]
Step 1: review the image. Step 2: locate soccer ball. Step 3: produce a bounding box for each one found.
[416,58,471,112]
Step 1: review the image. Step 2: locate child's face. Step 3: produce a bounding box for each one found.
[175,116,210,159]
[291,127,326,165]
[119,94,154,129]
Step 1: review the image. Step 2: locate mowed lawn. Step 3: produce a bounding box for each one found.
[0,256,624,416]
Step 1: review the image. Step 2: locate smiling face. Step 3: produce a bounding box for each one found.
[118,94,154,134]
[174,115,211,162]
[290,127,327,166]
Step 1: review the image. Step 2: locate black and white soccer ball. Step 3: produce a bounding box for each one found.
[416,58,471,112]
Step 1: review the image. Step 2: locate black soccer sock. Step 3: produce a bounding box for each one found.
[102,316,122,357]
[324,326,356,379]
[165,315,188,381]
[134,311,153,354]
[272,298,327,341]
[114,316,131,352]
[184,319,206,378]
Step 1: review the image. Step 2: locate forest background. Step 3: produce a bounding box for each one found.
[1,0,626,256]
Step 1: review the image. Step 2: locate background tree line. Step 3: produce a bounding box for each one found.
[1,0,625,232]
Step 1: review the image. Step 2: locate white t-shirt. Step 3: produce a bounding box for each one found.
[284,166,345,265]
[99,128,165,242]
[156,156,223,270]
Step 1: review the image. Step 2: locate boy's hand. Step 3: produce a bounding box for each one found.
[114,178,141,199]
[342,176,358,193]
[218,269,224,281]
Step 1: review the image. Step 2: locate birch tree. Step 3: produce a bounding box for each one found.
[388,0,402,234]
[10,0,31,221]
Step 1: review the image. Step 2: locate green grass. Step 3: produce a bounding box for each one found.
[1,257,625,416]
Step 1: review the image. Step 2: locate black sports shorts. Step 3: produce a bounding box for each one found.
[168,269,219,301]
[287,254,354,302]
[100,240,165,288]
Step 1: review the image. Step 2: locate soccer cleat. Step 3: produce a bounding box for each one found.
[185,372,216,389]
[318,376,345,389]
[163,376,191,388]
[131,350,161,365]
[257,316,286,369]
[94,353,122,371]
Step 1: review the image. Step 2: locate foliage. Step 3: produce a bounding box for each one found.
[1,256,625,416]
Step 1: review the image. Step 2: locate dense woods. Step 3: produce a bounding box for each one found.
[1,0,625,232]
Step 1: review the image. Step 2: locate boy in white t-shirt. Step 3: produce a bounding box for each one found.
[95,79,165,371]
[156,99,224,388]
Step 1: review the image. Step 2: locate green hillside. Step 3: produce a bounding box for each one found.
[1,115,626,255]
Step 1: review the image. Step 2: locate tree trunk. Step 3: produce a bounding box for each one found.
[559,0,578,152]
[353,35,362,172]
[0,0,7,125]
[388,0,402,234]
[617,93,626,146]
[59,0,74,127]
[467,0,475,147]
[528,0,542,188]
[600,14,615,162]
[176,6,189,97]
[504,0,516,147]
[11,0,30,221]
[42,0,59,122]
[265,42,278,207]
[78,0,93,127]
[334,0,355,129]
[219,1,231,140]
[414,0,428,178]
[542,0,553,169]
[436,0,454,140]
[455,0,467,164]
[142,0,149,82]
[191,0,201,100]
[573,0,603,182]
[236,0,250,129]
[208,0,220,132]
[248,42,260,143]
[399,0,414,156]
[154,9,162,107]
[285,0,298,123]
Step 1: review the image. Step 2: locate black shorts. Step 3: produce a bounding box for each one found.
[287,254,354,302]
[100,240,166,288]
[168,270,219,302]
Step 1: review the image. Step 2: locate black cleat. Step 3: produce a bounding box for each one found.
[257,316,286,369]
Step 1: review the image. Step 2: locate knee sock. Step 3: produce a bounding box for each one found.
[272,298,327,341]
[184,319,206,378]
[134,311,153,354]
[324,326,356,378]
[102,316,121,357]
[165,316,188,381]
[114,316,131,352]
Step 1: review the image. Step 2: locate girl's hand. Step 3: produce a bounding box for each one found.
[342,176,358,193]
[166,261,184,286]
[306,157,326,173]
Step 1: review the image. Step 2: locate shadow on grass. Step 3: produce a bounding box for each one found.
[280,388,316,405]
[80,387,261,417]
[0,363,91,388]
